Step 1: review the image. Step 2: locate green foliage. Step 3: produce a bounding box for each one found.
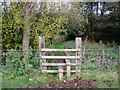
[82,42,118,70]
[2,49,24,75]
[1,48,39,77]
[50,40,118,71]
[81,71,118,88]
[86,2,120,42]
[2,2,88,50]
[2,69,118,88]
[2,2,23,49]
[31,9,67,47]
[63,2,88,37]
[1,41,118,88]
[1,40,118,78]
[2,71,56,88]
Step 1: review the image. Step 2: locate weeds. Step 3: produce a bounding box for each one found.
[1,40,119,88]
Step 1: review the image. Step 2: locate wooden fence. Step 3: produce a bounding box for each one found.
[38,36,82,80]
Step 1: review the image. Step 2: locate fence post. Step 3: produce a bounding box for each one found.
[101,48,105,70]
[76,37,82,74]
[38,36,46,72]
[118,46,120,88]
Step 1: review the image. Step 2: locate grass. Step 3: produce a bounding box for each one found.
[49,40,75,49]
[0,73,2,89]
[2,70,118,88]
[2,40,119,88]
[48,40,118,88]
[2,70,57,88]
[81,70,118,88]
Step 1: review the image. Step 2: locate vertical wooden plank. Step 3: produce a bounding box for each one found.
[101,48,105,70]
[76,37,82,74]
[67,64,70,79]
[65,51,71,79]
[38,36,46,72]
[58,66,63,80]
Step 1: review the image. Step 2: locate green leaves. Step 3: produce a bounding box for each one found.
[31,9,66,47]
[2,48,39,77]
[2,2,88,50]
[2,2,23,50]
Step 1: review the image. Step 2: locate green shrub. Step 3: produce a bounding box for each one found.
[1,48,39,77]
[1,40,118,77]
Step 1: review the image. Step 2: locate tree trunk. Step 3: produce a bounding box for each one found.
[22,2,31,52]
[22,2,32,70]
[96,2,99,15]
[89,2,93,40]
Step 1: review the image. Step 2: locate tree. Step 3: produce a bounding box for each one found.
[2,2,23,50]
[22,2,31,52]
[2,2,88,50]
[30,2,67,47]
[85,2,120,43]
[59,2,88,39]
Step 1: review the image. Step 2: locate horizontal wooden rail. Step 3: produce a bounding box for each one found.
[41,56,80,59]
[42,63,76,66]
[41,48,80,51]
[42,70,76,73]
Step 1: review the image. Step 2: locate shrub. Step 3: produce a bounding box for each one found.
[1,48,39,77]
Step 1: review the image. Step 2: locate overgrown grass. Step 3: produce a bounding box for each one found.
[1,40,119,88]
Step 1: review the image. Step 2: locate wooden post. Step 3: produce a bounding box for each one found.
[58,66,63,80]
[101,48,105,70]
[76,37,82,74]
[118,46,120,88]
[38,36,46,72]
[65,51,71,79]
[66,62,71,79]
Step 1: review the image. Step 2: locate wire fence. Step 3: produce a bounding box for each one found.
[0,48,118,74]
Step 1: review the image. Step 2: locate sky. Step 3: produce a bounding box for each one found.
[0,1,116,15]
[0,0,120,2]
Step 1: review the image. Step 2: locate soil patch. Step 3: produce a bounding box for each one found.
[27,77,97,88]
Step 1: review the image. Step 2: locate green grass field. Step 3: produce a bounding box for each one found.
[2,70,118,88]
[1,40,119,88]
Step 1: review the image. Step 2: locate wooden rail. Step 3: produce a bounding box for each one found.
[41,56,80,59]
[42,63,76,66]
[41,49,80,51]
[42,70,76,73]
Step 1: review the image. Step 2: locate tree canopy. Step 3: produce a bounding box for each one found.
[1,2,120,50]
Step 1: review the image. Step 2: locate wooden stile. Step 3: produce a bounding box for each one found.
[38,36,82,80]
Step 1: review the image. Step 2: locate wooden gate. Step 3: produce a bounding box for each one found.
[38,36,82,80]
